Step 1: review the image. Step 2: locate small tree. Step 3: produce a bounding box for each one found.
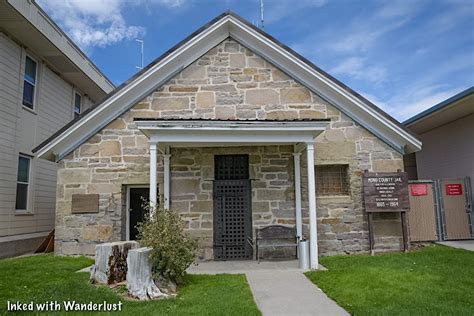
[137,203,197,285]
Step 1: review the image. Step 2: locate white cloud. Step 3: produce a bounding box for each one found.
[360,91,390,112]
[362,50,474,121]
[149,0,187,7]
[363,85,465,122]
[265,0,327,24]
[38,0,146,49]
[331,57,387,84]
[327,0,423,53]
[396,89,461,120]
[425,1,474,33]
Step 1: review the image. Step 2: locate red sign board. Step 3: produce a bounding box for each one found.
[445,184,463,195]
[410,184,428,196]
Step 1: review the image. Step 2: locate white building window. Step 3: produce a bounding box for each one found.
[22,56,37,110]
[74,92,82,119]
[16,155,31,211]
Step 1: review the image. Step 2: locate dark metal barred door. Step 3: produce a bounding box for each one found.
[213,155,252,260]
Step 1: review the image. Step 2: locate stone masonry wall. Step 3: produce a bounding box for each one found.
[55,38,403,257]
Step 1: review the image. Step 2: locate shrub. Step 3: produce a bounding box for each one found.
[137,203,197,285]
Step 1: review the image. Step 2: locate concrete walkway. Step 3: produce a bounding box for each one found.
[188,260,348,316]
[437,240,474,251]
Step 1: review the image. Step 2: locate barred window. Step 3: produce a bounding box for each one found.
[316,164,349,196]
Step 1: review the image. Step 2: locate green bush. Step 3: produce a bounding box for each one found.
[137,203,197,284]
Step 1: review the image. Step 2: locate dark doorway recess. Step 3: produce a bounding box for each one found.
[129,187,149,240]
[213,155,253,260]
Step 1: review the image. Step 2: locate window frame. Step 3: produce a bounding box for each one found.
[315,164,350,197]
[22,55,38,110]
[15,154,33,213]
[73,91,82,119]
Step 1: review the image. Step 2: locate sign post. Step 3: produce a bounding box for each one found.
[363,170,410,255]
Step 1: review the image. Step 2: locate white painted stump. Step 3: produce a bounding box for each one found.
[127,247,169,300]
[90,241,138,284]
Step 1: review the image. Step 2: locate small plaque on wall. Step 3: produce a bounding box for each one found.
[72,194,99,214]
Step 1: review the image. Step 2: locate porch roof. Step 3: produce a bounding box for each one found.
[134,118,329,149]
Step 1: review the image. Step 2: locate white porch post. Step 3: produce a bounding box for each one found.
[163,153,171,210]
[293,153,303,240]
[306,142,319,269]
[149,142,158,210]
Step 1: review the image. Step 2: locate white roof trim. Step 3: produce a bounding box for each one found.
[35,13,421,162]
[136,120,328,147]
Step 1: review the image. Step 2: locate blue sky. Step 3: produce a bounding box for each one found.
[38,0,473,121]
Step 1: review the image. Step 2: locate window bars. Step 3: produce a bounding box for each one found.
[316,164,350,195]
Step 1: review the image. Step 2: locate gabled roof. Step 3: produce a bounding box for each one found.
[403,87,474,134]
[33,11,421,161]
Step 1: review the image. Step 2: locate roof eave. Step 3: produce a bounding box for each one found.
[34,11,422,161]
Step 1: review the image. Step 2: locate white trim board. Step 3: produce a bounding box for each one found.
[34,12,421,162]
[136,119,328,147]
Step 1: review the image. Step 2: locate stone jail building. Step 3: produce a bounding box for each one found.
[34,12,421,267]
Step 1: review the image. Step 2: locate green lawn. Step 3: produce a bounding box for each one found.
[0,254,260,315]
[306,245,474,315]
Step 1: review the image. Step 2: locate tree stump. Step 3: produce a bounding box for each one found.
[90,241,138,284]
[127,247,169,300]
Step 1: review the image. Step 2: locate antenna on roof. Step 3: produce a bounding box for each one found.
[136,39,144,70]
[259,0,264,29]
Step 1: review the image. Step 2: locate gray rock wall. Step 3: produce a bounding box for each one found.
[55,38,403,258]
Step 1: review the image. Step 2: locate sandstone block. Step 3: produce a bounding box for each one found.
[372,159,403,172]
[80,144,99,157]
[152,97,189,111]
[266,111,298,120]
[215,106,235,119]
[224,42,239,52]
[58,169,91,184]
[324,129,346,142]
[181,66,206,79]
[256,189,287,201]
[99,141,121,156]
[243,68,257,75]
[196,91,215,108]
[315,141,355,161]
[246,89,279,105]
[272,69,290,81]
[281,87,311,103]
[248,57,264,67]
[229,54,245,67]
[190,200,213,213]
[299,110,326,119]
[169,86,199,92]
[133,102,150,110]
[106,119,126,130]
[171,179,200,195]
[83,225,113,241]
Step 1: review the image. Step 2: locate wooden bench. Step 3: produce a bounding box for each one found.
[255,225,298,262]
